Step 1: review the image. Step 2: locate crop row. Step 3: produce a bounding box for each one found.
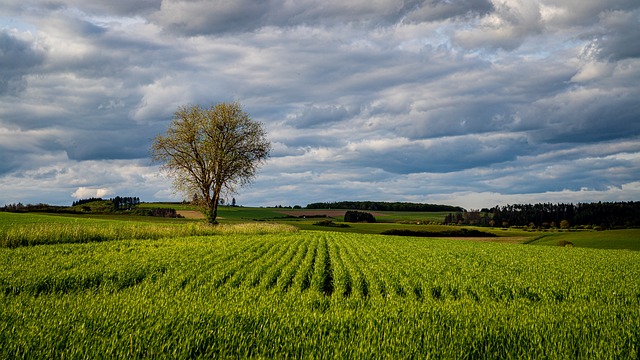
[1,231,639,358]
[2,231,640,302]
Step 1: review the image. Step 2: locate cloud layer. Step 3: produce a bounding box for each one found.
[1,0,639,209]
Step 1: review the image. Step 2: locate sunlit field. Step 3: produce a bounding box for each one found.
[1,211,639,358]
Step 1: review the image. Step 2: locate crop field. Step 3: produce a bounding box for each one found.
[527,229,640,250]
[0,212,296,247]
[1,212,639,358]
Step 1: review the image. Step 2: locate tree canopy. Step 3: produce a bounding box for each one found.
[151,102,270,224]
[489,201,640,229]
[306,201,464,212]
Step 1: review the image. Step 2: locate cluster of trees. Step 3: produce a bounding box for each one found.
[132,208,183,218]
[344,210,376,223]
[444,211,492,226]
[1,203,28,212]
[271,204,302,209]
[1,203,65,213]
[218,198,238,207]
[111,196,141,210]
[71,198,104,207]
[490,202,640,228]
[306,201,464,212]
[72,197,141,211]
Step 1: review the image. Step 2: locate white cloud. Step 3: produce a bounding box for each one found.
[453,0,543,50]
[570,61,614,82]
[72,187,112,199]
[428,181,640,210]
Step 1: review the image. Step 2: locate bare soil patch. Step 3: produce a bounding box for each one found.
[177,210,205,219]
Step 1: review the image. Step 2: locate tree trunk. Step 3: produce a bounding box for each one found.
[207,204,218,224]
[204,206,217,224]
[204,188,221,225]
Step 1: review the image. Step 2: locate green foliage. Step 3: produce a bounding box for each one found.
[151,102,270,224]
[313,219,350,228]
[1,228,639,358]
[491,201,640,228]
[1,203,69,213]
[444,211,492,226]
[70,197,141,213]
[130,207,183,218]
[344,210,376,223]
[307,201,464,212]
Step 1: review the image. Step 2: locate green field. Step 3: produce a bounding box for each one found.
[525,229,640,250]
[219,207,640,251]
[1,211,639,358]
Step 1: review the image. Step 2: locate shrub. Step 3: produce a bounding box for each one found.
[344,211,376,223]
[132,208,184,218]
[313,220,350,228]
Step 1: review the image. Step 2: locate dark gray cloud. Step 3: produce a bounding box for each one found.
[540,0,639,27]
[587,9,640,61]
[4,0,161,17]
[0,0,639,208]
[453,0,544,50]
[0,30,44,94]
[287,105,359,128]
[406,0,494,22]
[61,129,156,161]
[148,0,495,36]
[152,0,271,35]
[339,134,531,174]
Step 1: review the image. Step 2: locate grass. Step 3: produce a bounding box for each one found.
[217,206,293,222]
[528,229,640,251]
[138,202,199,211]
[1,230,639,358]
[0,212,297,248]
[373,210,453,223]
[6,208,639,249]
[217,207,452,224]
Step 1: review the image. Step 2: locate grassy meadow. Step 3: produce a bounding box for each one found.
[1,208,639,358]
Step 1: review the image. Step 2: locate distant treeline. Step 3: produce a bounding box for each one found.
[305,201,464,212]
[132,207,183,218]
[484,202,640,228]
[0,203,68,213]
[1,197,184,218]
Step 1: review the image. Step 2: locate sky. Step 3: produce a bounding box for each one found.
[1,0,639,210]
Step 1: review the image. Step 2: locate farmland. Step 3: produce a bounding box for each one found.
[1,210,639,358]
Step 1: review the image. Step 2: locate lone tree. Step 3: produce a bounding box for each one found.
[151,102,270,224]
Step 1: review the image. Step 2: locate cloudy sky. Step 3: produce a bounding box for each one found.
[1,0,639,209]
